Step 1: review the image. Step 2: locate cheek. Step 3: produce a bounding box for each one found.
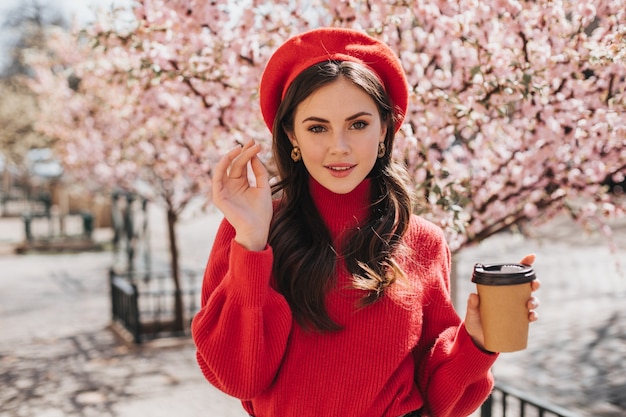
[295,134,321,154]
[300,144,323,162]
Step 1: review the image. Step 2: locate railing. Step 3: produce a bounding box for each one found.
[109,268,200,343]
[481,381,582,417]
[0,180,50,218]
[110,273,141,343]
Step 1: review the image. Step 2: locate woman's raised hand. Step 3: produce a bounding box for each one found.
[212,140,273,251]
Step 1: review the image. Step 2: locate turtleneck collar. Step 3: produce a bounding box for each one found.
[308,176,372,239]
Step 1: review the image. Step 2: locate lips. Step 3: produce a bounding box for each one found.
[325,163,356,177]
[325,163,356,171]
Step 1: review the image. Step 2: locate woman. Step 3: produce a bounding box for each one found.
[191,27,540,417]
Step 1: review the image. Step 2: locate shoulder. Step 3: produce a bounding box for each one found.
[398,215,452,293]
[398,215,451,276]
[405,215,447,248]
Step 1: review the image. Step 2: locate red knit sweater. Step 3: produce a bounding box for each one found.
[192,178,498,417]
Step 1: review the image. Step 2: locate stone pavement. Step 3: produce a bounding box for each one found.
[0,208,248,417]
[1,206,625,417]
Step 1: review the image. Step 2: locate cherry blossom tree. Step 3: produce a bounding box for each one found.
[25,0,324,332]
[352,0,626,251]
[24,0,625,331]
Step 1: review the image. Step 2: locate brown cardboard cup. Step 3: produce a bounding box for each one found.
[472,263,536,353]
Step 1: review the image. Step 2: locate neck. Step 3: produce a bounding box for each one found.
[309,176,372,238]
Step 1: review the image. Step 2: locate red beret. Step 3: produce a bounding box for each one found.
[259,27,409,133]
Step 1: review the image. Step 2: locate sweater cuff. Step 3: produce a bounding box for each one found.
[450,325,499,383]
[225,240,274,307]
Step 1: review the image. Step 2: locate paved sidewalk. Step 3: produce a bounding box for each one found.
[1,207,625,417]
[0,209,248,417]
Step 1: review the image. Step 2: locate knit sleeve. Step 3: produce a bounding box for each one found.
[191,218,292,399]
[410,218,498,417]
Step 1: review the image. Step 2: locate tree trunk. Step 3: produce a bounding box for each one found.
[166,207,185,332]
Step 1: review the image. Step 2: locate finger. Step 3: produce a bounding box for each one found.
[519,253,536,265]
[528,294,539,322]
[249,154,269,188]
[531,279,541,292]
[228,140,258,179]
[212,146,243,196]
[467,292,480,310]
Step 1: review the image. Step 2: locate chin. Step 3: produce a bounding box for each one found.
[323,181,361,194]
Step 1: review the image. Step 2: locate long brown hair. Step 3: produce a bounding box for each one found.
[269,61,412,331]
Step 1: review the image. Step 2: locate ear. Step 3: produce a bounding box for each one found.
[287,131,298,147]
[379,123,388,142]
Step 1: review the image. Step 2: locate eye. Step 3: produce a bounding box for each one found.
[308,125,326,133]
[351,121,369,130]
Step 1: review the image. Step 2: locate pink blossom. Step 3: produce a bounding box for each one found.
[23,0,626,254]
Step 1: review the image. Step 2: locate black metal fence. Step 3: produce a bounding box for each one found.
[481,381,582,417]
[109,268,200,343]
[110,273,140,341]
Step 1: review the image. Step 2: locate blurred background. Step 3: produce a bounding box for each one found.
[1,1,624,416]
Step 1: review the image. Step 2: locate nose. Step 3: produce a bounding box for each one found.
[328,131,350,155]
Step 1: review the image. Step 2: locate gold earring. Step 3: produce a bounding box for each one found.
[291,146,301,162]
[377,142,386,158]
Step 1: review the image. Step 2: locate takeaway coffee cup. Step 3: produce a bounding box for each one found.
[471,263,536,352]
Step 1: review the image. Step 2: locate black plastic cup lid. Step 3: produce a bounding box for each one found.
[471,263,536,286]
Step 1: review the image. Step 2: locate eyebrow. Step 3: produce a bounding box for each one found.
[301,111,373,124]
